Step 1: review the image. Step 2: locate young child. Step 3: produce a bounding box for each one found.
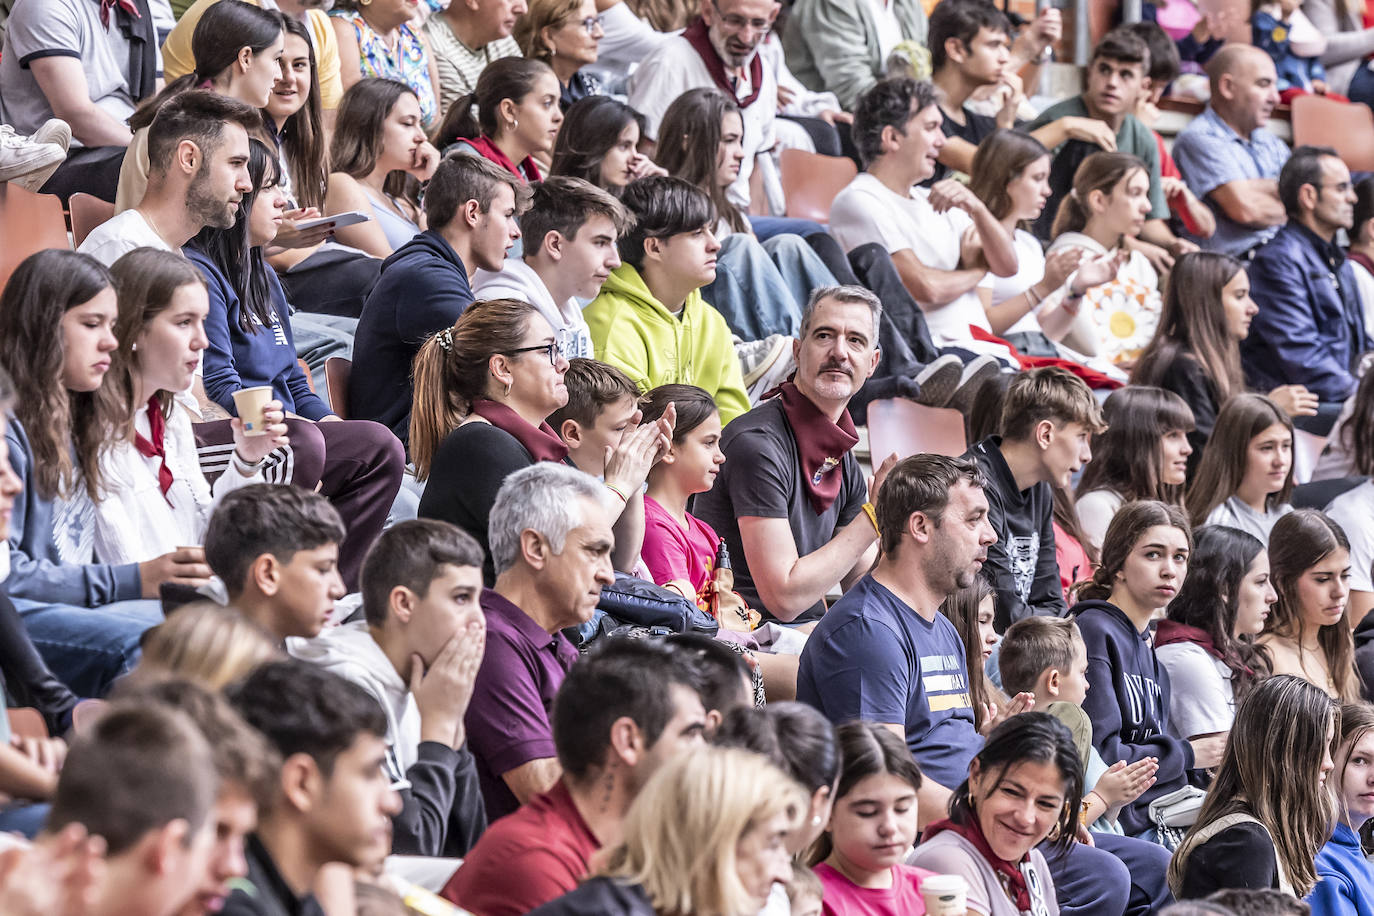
[998,616,1159,834]
[1252,0,1336,99]
[202,483,347,641]
[786,861,823,916]
[809,721,935,914]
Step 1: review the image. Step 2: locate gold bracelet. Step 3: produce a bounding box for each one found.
[861,501,879,535]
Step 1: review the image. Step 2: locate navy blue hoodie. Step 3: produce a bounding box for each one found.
[1074,598,1195,836]
[350,230,474,447]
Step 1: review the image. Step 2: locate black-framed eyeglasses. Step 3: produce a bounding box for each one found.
[504,342,563,365]
[710,0,773,33]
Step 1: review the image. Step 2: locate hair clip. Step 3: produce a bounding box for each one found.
[435,327,454,352]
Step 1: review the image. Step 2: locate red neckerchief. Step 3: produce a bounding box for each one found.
[463,135,543,183]
[134,396,174,503]
[469,398,569,463]
[1349,250,1374,277]
[1154,619,1256,676]
[767,381,857,514]
[924,817,1033,911]
[681,17,763,109]
[98,0,141,29]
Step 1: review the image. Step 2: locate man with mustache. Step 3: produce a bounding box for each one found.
[694,285,898,627]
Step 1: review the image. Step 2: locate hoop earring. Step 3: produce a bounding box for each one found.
[503,381,512,398]
[508,119,518,131]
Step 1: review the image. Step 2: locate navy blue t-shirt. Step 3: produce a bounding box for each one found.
[797,576,981,788]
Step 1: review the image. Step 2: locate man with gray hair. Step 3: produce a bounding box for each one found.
[695,286,897,631]
[464,462,616,820]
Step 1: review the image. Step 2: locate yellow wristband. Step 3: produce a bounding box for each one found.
[862,502,879,535]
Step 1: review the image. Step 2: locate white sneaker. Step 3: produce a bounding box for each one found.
[737,335,794,402]
[0,122,67,192]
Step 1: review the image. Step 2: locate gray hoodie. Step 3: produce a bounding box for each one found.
[473,258,595,360]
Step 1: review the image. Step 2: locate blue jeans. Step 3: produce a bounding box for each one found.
[0,802,49,839]
[11,598,163,698]
[704,233,836,340]
[748,215,827,242]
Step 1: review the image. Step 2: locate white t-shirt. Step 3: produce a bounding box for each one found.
[1156,641,1236,739]
[1350,257,1374,343]
[627,35,777,210]
[863,0,904,61]
[1076,488,1124,555]
[77,209,173,267]
[1204,497,1292,543]
[980,228,1049,337]
[1327,480,1374,593]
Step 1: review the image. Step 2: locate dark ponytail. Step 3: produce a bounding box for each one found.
[432,58,555,149]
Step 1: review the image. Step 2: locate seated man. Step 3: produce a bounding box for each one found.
[466,463,616,820]
[0,0,159,202]
[422,0,523,114]
[203,484,347,642]
[965,367,1103,629]
[1025,26,1188,259]
[444,638,707,916]
[474,176,630,362]
[782,0,925,112]
[224,661,402,916]
[351,154,526,447]
[829,77,1019,358]
[1245,145,1370,414]
[1172,44,1291,258]
[583,176,750,426]
[290,518,488,858]
[77,89,259,265]
[45,702,219,916]
[694,286,894,625]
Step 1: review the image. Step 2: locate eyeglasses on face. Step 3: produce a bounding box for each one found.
[504,341,564,365]
[711,0,773,33]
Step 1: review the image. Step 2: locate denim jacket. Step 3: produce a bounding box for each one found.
[1242,221,1371,402]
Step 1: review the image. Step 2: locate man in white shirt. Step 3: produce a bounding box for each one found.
[829,77,1017,352]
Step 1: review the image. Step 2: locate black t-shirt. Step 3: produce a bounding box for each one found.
[927,105,999,184]
[692,398,866,623]
[219,834,326,916]
[1179,821,1281,899]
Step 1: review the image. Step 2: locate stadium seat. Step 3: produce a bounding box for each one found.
[68,192,115,248]
[0,184,71,289]
[865,398,967,460]
[779,149,856,223]
[1291,94,1374,173]
[325,356,352,419]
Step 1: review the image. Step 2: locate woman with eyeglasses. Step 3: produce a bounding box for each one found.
[517,0,607,109]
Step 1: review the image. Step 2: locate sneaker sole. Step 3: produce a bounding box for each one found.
[912,357,962,408]
[2,146,66,191]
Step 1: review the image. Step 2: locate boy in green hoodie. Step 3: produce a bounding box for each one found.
[583,176,751,426]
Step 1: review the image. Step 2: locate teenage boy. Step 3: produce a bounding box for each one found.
[583,176,750,426]
[224,661,403,916]
[290,519,489,858]
[202,484,347,642]
[964,367,1104,630]
[352,154,526,446]
[474,176,631,362]
[444,638,707,916]
[1025,26,1191,260]
[45,702,219,916]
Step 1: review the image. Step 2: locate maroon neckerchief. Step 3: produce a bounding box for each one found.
[1349,250,1374,278]
[469,398,569,463]
[1153,619,1256,677]
[134,396,174,502]
[767,381,858,514]
[923,817,1033,911]
[681,17,764,109]
[463,135,543,183]
[98,0,141,29]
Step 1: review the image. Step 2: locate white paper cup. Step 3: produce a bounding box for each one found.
[919,874,968,916]
[232,386,273,437]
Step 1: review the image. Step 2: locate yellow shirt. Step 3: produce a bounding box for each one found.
[160,0,343,110]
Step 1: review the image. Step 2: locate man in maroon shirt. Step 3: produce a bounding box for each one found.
[445,638,707,916]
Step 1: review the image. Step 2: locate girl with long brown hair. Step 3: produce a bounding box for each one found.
[1185,393,1294,540]
[1258,509,1360,702]
[434,57,564,183]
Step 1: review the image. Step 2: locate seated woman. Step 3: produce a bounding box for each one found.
[1046,152,1162,368]
[1132,252,1318,477]
[517,0,606,108]
[809,722,935,914]
[529,745,805,915]
[329,0,440,129]
[95,248,288,568]
[1155,525,1272,743]
[969,129,1124,362]
[1071,500,1221,836]
[1168,674,1336,899]
[550,96,665,192]
[116,0,285,214]
[266,16,380,320]
[1257,509,1359,702]
[324,78,440,259]
[186,138,405,590]
[1317,361,1374,481]
[909,712,1081,916]
[435,58,565,183]
[1186,393,1295,541]
[1310,702,1374,916]
[1075,386,1195,552]
[0,251,204,697]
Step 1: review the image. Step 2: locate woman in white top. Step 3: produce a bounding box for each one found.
[1186,393,1294,542]
[1075,386,1194,552]
[1046,152,1162,368]
[95,249,288,567]
[324,78,440,258]
[1155,525,1273,742]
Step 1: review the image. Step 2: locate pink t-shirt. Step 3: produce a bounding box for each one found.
[641,496,720,608]
[814,862,935,916]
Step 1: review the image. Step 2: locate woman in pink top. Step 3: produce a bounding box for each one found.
[810,722,935,915]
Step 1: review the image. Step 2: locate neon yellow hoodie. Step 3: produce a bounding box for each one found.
[583,264,750,426]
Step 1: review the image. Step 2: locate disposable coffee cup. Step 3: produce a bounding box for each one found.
[919,874,968,916]
[232,386,273,437]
